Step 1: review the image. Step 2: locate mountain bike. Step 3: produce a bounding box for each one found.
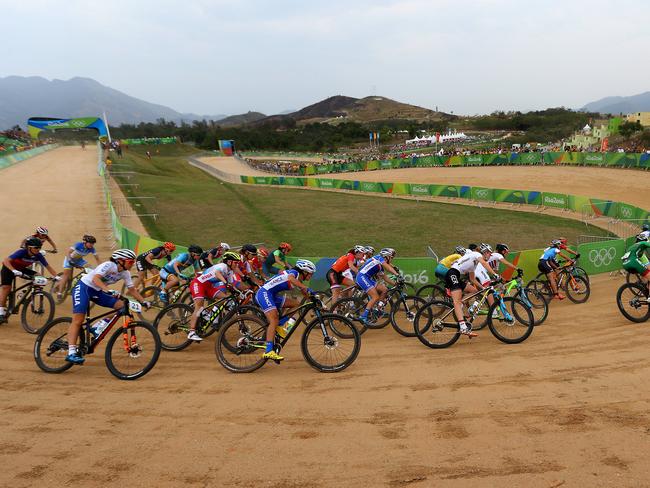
[615,281,650,323]
[502,270,548,326]
[414,280,534,349]
[34,301,161,380]
[1,274,55,334]
[415,281,447,301]
[527,261,590,304]
[154,288,263,351]
[50,265,92,304]
[215,295,361,373]
[137,279,192,322]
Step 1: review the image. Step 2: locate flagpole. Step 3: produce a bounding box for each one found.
[103,111,112,143]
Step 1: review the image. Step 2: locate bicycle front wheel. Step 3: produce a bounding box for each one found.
[515,287,548,326]
[105,320,161,380]
[330,297,368,337]
[33,317,75,373]
[21,290,55,334]
[616,283,650,323]
[416,283,446,301]
[390,295,427,337]
[139,285,165,322]
[414,300,461,349]
[488,297,534,344]
[154,303,194,351]
[527,280,552,301]
[215,314,268,373]
[564,276,590,304]
[301,314,361,372]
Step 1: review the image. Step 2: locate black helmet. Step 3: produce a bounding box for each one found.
[468,243,478,251]
[25,237,43,248]
[83,234,97,244]
[241,244,257,254]
[495,243,509,253]
[188,244,203,255]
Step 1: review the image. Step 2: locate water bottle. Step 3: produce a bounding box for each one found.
[90,317,111,338]
[201,308,212,321]
[275,316,294,338]
[285,317,297,333]
[468,300,479,315]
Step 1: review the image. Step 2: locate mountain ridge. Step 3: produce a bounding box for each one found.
[581,91,650,114]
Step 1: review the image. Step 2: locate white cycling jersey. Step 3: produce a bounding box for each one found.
[487,252,504,272]
[81,261,133,291]
[451,251,483,275]
[641,230,650,240]
[198,263,235,284]
[475,263,491,286]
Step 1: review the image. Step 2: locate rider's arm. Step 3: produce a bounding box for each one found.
[499,257,518,271]
[45,264,58,276]
[2,257,16,271]
[94,254,101,264]
[478,257,499,277]
[468,271,482,289]
[288,274,310,295]
[381,262,398,285]
[273,251,286,269]
[348,256,359,274]
[92,274,113,294]
[126,285,146,303]
[46,236,57,252]
[145,253,156,265]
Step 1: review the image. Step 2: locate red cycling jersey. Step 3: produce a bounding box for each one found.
[331,253,355,273]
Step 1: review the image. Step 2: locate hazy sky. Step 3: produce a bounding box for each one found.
[2,0,649,116]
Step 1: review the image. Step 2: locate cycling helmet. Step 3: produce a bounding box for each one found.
[495,243,509,254]
[82,234,97,244]
[558,237,568,244]
[380,247,396,258]
[636,233,649,242]
[550,239,562,248]
[455,245,466,255]
[35,226,48,236]
[468,243,478,251]
[279,242,292,252]
[295,259,316,274]
[219,242,230,250]
[257,247,269,258]
[222,251,241,262]
[643,223,650,231]
[188,244,203,255]
[25,237,43,248]
[241,244,257,254]
[111,249,136,261]
[353,245,366,254]
[163,242,176,251]
[365,245,375,254]
[479,243,493,253]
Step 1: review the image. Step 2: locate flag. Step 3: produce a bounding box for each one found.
[601,137,608,152]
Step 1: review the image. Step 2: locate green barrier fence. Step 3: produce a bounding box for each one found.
[0,144,58,171]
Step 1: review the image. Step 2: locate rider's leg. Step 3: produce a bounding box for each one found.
[0,284,11,318]
[57,268,73,295]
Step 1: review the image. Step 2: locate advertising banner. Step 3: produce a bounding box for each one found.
[582,153,605,165]
[577,239,626,275]
[409,183,433,197]
[541,192,568,209]
[471,187,495,202]
[431,184,470,199]
[493,189,542,205]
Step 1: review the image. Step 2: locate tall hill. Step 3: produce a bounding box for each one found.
[581,91,650,115]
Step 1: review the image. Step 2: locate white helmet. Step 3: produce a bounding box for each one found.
[353,245,366,254]
[365,245,375,254]
[111,249,136,261]
[295,259,316,274]
[219,242,230,250]
[35,226,49,235]
[380,247,396,258]
[479,243,493,253]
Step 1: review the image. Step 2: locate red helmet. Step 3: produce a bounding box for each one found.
[257,247,269,258]
[163,242,176,252]
[279,242,292,252]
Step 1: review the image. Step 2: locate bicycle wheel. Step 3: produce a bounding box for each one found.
[215,314,268,373]
[301,314,361,372]
[573,266,590,283]
[527,280,552,301]
[616,283,650,323]
[626,272,642,285]
[365,295,393,329]
[390,295,427,337]
[33,317,75,373]
[414,300,461,349]
[21,290,55,334]
[154,303,194,351]
[105,320,161,380]
[416,283,446,301]
[330,297,368,337]
[139,285,164,322]
[470,299,491,331]
[515,287,549,326]
[488,297,534,344]
[563,275,590,304]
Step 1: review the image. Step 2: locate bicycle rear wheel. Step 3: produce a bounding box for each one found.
[139,285,165,322]
[488,297,534,344]
[515,287,548,326]
[105,320,161,380]
[616,283,650,323]
[301,314,361,372]
[564,276,590,303]
[21,290,55,334]
[527,280,553,301]
[215,314,268,373]
[33,317,75,373]
[414,300,461,349]
[416,283,446,301]
[390,295,426,337]
[154,303,194,351]
[330,297,368,337]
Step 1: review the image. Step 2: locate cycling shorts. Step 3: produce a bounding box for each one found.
[190,278,225,300]
[342,269,354,281]
[1,266,35,286]
[63,257,87,270]
[444,268,465,292]
[159,268,184,282]
[72,281,118,314]
[136,257,157,272]
[622,259,650,277]
[355,273,376,292]
[254,288,286,313]
[538,259,555,274]
[326,268,344,288]
[434,263,449,281]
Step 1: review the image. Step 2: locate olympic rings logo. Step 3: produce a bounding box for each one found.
[475,189,489,198]
[588,247,616,267]
[620,206,633,218]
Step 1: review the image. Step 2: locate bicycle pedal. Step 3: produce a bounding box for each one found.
[273,359,281,365]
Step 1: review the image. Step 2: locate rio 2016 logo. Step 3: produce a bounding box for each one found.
[588,247,616,267]
[475,189,489,199]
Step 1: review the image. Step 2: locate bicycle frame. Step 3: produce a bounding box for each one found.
[7,278,46,314]
[78,303,140,356]
[441,284,513,324]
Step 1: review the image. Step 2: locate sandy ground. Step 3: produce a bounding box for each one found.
[200,156,270,176]
[247,155,324,163]
[2,151,650,487]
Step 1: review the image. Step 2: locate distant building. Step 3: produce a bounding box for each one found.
[625,112,650,127]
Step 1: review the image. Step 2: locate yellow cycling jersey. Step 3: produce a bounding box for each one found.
[439,253,462,268]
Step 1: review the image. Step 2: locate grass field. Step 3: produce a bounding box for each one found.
[112,144,611,256]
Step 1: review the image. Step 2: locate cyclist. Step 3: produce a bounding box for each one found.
[327,245,365,302]
[65,249,150,364]
[198,243,230,270]
[21,226,58,253]
[263,242,292,276]
[556,237,580,261]
[134,242,176,287]
[159,244,203,303]
[55,235,101,299]
[256,247,270,280]
[0,238,60,323]
[255,259,316,362]
[538,239,571,300]
[237,244,264,288]
[435,246,465,281]
[355,248,400,325]
[187,251,242,342]
[622,233,650,284]
[639,223,649,241]
[486,243,522,277]
[446,243,500,337]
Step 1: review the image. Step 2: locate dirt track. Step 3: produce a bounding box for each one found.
[2,151,650,487]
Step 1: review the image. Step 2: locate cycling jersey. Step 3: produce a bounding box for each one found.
[7,248,48,271]
[199,248,222,263]
[640,230,650,241]
[475,263,491,286]
[255,269,298,313]
[622,241,650,275]
[487,252,504,272]
[198,263,235,284]
[358,255,386,278]
[439,254,461,268]
[539,247,560,261]
[69,242,97,261]
[331,253,356,273]
[137,246,170,262]
[162,252,198,275]
[451,251,482,275]
[261,269,298,294]
[81,261,133,291]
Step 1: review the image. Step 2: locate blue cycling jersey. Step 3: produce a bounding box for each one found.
[162,252,198,274]
[540,247,560,261]
[261,269,299,295]
[68,242,96,261]
[357,255,386,277]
